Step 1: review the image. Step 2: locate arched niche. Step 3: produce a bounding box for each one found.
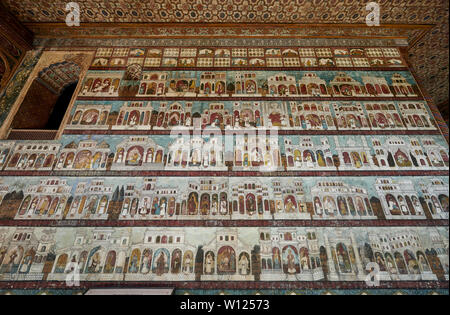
[1,51,92,140]
[7,61,81,138]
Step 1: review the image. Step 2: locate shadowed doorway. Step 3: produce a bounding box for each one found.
[7,61,81,140]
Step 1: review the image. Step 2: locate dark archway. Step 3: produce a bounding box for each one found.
[46,82,78,129]
[8,61,81,140]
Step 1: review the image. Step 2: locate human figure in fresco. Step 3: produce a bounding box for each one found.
[243,154,249,167]
[397,196,409,215]
[181,252,192,274]
[216,82,224,95]
[205,253,214,274]
[246,81,256,94]
[153,199,161,215]
[72,111,82,125]
[129,114,138,126]
[395,150,410,167]
[88,252,101,273]
[440,195,449,213]
[201,196,210,216]
[159,199,167,217]
[294,154,302,168]
[34,155,45,169]
[418,253,431,272]
[146,150,153,164]
[351,152,362,168]
[172,251,181,273]
[188,194,198,215]
[387,195,400,214]
[392,254,404,274]
[86,197,98,215]
[17,155,27,169]
[430,151,442,166]
[386,115,395,128]
[255,115,261,127]
[412,196,423,215]
[203,152,209,168]
[432,196,443,214]
[155,251,166,276]
[138,199,149,216]
[300,253,310,270]
[386,255,397,275]
[285,197,295,213]
[211,200,218,215]
[127,148,142,166]
[321,117,328,130]
[286,249,297,274]
[376,254,386,271]
[274,201,282,213]
[239,254,249,275]
[280,115,288,127]
[219,251,230,273]
[273,249,281,269]
[325,197,337,216]
[220,197,228,215]
[314,197,323,215]
[305,151,314,168]
[316,151,326,167]
[185,116,191,127]
[191,150,200,166]
[338,197,348,216]
[183,252,192,274]
[141,250,152,274]
[245,195,255,214]
[129,253,139,273]
[244,117,252,128]
[19,251,34,274]
[348,116,356,129]
[336,247,350,273]
[253,150,262,165]
[0,149,8,166]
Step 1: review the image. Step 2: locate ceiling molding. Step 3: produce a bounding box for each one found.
[24,22,432,43]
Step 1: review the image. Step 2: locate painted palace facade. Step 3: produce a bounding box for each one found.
[0,34,448,295]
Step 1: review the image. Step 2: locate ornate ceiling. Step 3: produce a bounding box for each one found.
[0,0,448,122]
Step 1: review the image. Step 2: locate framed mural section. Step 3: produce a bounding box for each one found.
[0,42,448,296]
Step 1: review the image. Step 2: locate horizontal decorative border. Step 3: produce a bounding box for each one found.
[88,46,407,70]
[90,66,410,72]
[0,219,447,228]
[26,22,427,44]
[76,97,425,102]
[62,129,443,136]
[0,170,447,177]
[0,288,448,295]
[34,37,410,49]
[0,280,447,290]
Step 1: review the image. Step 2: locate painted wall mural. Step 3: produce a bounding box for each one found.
[0,44,448,294]
[0,135,447,173]
[89,47,407,70]
[0,226,447,283]
[78,70,420,99]
[0,176,448,222]
[65,100,437,132]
